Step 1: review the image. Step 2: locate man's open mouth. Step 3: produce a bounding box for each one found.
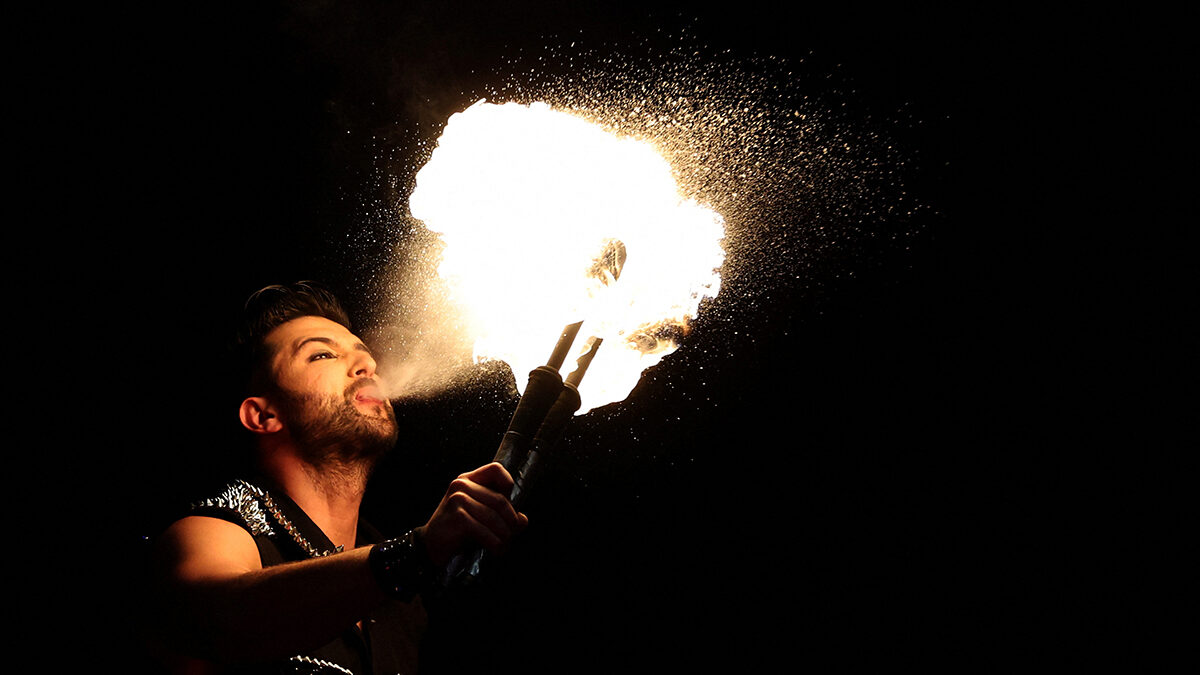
[350,381,386,405]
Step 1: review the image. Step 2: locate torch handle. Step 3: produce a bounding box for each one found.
[510,382,582,508]
[442,364,564,589]
[492,365,564,473]
[443,381,583,589]
[441,324,597,590]
[491,320,580,471]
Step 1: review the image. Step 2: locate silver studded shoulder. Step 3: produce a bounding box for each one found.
[191,480,343,558]
[191,480,276,537]
[284,654,356,674]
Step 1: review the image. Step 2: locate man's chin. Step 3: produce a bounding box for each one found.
[362,409,398,442]
[286,402,398,468]
[363,413,399,454]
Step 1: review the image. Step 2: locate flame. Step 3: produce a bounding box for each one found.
[409,100,725,413]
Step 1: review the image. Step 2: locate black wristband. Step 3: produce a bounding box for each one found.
[368,530,429,601]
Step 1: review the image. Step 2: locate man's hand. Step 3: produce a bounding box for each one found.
[417,462,529,566]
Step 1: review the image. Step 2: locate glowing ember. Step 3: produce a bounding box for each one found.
[409,100,725,413]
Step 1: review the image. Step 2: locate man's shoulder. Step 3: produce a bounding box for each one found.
[187,479,277,538]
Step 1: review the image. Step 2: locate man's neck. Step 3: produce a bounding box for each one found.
[261,450,371,552]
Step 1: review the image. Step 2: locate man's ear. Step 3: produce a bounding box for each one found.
[239,396,283,434]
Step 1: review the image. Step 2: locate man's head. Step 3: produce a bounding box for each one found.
[235,281,353,398]
[233,282,398,470]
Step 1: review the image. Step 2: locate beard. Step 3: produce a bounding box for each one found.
[276,383,399,474]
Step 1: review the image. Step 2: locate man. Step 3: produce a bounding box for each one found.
[151,281,527,673]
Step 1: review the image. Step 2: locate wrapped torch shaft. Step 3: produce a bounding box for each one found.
[491,366,566,475]
[441,322,583,587]
[443,240,625,588]
[510,337,602,509]
[492,321,581,474]
[442,335,603,588]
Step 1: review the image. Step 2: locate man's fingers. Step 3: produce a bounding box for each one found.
[448,493,515,552]
[423,462,529,565]
[446,472,525,530]
[462,462,516,493]
[449,491,510,537]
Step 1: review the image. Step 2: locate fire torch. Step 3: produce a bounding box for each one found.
[441,240,625,588]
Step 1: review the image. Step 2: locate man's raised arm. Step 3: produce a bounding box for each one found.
[150,462,527,665]
[153,515,386,663]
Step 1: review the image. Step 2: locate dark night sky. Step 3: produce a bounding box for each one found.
[54,1,1163,671]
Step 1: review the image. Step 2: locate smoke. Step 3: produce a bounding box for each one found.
[341,13,929,407]
[369,322,476,402]
[359,215,483,402]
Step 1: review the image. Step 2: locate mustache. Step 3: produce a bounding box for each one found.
[345,378,381,399]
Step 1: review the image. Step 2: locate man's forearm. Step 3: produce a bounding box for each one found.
[160,546,392,663]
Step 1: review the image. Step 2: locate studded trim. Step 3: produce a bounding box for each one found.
[284,654,355,674]
[254,481,345,558]
[191,480,274,537]
[192,480,344,558]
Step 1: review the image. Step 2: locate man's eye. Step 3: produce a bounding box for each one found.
[309,352,336,362]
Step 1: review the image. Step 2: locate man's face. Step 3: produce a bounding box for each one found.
[264,315,398,465]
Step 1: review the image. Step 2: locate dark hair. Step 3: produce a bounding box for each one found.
[233,281,352,399]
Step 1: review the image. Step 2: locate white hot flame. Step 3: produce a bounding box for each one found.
[409,100,725,413]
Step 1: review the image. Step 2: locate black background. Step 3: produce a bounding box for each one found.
[52,1,1168,671]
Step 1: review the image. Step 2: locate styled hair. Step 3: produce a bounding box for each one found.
[233,281,352,398]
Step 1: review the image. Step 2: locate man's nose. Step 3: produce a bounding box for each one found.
[349,350,377,378]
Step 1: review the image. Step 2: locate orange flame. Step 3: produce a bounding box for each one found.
[409,100,725,413]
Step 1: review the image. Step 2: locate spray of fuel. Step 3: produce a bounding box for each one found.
[367,24,925,410]
[408,100,725,414]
